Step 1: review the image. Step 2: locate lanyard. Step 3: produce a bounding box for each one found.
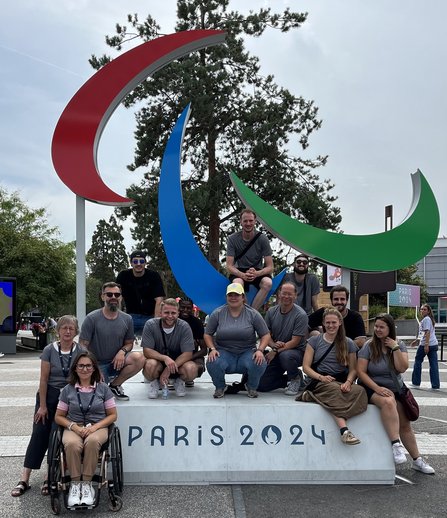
[76,388,96,426]
[58,342,74,379]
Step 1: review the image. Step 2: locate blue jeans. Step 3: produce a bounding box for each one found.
[411,345,440,389]
[130,313,153,337]
[206,349,267,390]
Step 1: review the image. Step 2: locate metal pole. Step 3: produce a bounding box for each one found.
[76,195,86,326]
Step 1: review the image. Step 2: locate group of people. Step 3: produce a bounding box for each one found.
[11,208,438,501]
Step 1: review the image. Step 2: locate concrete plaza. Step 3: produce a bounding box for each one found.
[1,345,446,518]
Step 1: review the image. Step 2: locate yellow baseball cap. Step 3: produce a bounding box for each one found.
[226,283,244,295]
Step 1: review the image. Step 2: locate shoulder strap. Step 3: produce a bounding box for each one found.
[311,341,335,369]
[159,318,168,355]
[234,232,262,262]
[387,353,404,391]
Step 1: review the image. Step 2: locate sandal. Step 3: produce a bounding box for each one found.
[11,481,31,497]
[41,480,49,496]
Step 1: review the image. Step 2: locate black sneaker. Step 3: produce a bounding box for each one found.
[109,383,129,401]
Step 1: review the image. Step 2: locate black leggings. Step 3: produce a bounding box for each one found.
[23,385,60,470]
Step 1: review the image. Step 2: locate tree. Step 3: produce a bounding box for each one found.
[86,215,128,281]
[85,215,129,313]
[0,187,76,317]
[90,1,341,277]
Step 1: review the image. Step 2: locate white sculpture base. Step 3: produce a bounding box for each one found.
[116,375,395,485]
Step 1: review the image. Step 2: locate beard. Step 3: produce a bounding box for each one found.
[106,301,120,312]
[294,265,308,275]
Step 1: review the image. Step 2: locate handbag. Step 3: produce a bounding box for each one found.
[387,354,419,421]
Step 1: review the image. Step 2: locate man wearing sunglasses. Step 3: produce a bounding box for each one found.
[79,282,145,401]
[281,254,320,315]
[116,250,166,337]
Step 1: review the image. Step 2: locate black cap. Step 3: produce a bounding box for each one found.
[130,250,146,260]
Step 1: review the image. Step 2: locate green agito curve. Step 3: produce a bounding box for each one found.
[230,170,439,271]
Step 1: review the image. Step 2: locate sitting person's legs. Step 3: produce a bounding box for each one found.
[82,429,108,481]
[206,349,237,389]
[236,349,267,389]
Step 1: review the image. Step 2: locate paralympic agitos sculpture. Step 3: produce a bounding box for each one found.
[52,30,440,314]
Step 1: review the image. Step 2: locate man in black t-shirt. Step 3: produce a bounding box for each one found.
[178,299,206,386]
[308,286,366,349]
[116,250,165,337]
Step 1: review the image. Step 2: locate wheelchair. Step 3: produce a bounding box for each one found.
[48,424,124,514]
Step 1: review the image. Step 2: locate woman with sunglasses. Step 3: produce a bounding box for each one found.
[55,351,117,507]
[410,304,440,390]
[357,313,435,473]
[11,316,83,497]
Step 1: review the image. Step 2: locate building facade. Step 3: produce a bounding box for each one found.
[416,237,447,323]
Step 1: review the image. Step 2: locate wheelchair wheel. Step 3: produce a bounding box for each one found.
[110,427,124,495]
[48,427,63,497]
[108,494,123,512]
[51,495,61,515]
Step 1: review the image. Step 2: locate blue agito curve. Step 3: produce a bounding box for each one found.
[158,105,286,315]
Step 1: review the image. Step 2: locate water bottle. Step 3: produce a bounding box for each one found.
[162,383,169,400]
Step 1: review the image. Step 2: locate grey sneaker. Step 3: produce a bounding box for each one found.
[173,378,186,397]
[148,379,160,399]
[245,384,258,398]
[284,379,301,396]
[213,386,227,398]
[341,429,361,445]
[412,457,435,474]
[392,442,407,465]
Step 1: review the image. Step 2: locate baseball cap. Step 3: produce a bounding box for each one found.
[226,283,244,295]
[130,250,146,261]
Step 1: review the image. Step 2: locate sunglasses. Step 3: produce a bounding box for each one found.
[104,292,121,298]
[132,258,146,265]
[76,364,94,371]
[296,260,308,265]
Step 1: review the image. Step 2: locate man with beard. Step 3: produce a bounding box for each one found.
[116,250,165,337]
[178,299,207,387]
[226,209,273,311]
[79,282,145,401]
[142,298,196,399]
[308,286,366,349]
[281,254,320,315]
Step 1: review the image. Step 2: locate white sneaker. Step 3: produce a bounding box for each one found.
[392,442,407,465]
[412,457,435,474]
[173,378,186,397]
[148,379,160,399]
[67,482,81,507]
[80,481,95,506]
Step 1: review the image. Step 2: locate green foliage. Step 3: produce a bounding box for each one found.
[90,0,341,277]
[0,187,76,316]
[86,215,128,282]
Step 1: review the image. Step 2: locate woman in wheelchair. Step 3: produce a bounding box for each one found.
[55,351,117,507]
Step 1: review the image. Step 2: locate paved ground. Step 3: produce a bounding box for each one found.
[1,344,446,517]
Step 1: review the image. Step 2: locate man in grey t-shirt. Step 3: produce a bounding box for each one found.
[281,254,320,315]
[257,282,308,395]
[226,209,273,311]
[142,298,196,398]
[79,282,145,401]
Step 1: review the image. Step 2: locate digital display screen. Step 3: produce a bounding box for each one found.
[0,277,16,334]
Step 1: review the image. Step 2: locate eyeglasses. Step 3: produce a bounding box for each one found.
[76,364,94,371]
[132,258,146,265]
[296,260,308,265]
[104,292,121,298]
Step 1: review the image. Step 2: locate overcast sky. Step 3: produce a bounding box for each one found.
[2,0,446,256]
